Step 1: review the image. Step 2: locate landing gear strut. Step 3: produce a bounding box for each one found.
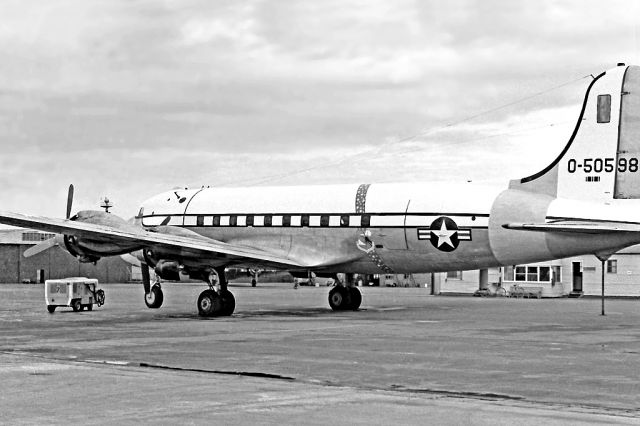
[197,268,235,317]
[328,273,362,311]
[141,263,163,309]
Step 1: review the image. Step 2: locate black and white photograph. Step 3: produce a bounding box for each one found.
[0,0,639,424]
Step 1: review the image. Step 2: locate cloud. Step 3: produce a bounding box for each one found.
[0,0,639,219]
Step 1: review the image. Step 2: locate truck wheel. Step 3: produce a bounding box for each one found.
[72,300,81,312]
[47,305,56,313]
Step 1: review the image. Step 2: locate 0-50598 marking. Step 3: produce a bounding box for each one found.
[567,158,639,173]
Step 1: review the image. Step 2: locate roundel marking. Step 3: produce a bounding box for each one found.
[429,216,460,252]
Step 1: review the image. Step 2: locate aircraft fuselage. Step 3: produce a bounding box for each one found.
[139,182,640,274]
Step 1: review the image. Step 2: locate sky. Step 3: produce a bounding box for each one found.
[0,0,639,218]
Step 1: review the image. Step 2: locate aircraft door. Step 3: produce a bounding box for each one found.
[368,200,409,251]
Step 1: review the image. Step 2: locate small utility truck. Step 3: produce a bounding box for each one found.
[45,277,105,313]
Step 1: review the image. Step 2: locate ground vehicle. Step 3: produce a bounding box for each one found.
[45,277,105,313]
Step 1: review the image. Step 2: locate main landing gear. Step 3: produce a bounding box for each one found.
[328,274,362,311]
[141,263,163,309]
[197,268,235,317]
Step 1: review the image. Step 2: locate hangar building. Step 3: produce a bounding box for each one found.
[0,229,132,283]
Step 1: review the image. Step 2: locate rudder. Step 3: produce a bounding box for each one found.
[511,64,636,203]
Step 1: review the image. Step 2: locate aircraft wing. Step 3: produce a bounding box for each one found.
[503,220,640,234]
[0,211,305,268]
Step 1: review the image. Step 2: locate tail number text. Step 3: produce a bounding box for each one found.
[567,158,638,174]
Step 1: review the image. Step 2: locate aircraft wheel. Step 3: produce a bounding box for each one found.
[145,285,164,309]
[198,289,221,317]
[348,287,362,310]
[220,290,236,316]
[47,305,56,313]
[328,286,351,311]
[72,299,82,312]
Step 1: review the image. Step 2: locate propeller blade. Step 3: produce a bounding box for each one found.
[66,184,74,219]
[24,236,60,258]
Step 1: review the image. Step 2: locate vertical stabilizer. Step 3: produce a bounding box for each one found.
[510,64,635,203]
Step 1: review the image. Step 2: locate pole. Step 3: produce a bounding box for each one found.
[601,259,605,316]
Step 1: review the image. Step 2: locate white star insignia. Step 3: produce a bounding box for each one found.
[432,221,457,248]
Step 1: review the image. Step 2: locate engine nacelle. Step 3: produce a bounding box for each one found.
[62,210,145,263]
[63,235,101,263]
[154,260,181,281]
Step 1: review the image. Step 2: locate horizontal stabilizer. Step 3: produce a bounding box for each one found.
[503,220,640,234]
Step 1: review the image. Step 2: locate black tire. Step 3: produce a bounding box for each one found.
[47,305,56,313]
[71,299,81,312]
[96,289,105,306]
[220,290,236,316]
[198,289,221,317]
[328,286,351,311]
[348,287,362,310]
[145,285,163,309]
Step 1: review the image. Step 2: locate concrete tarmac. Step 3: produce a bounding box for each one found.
[1,282,639,424]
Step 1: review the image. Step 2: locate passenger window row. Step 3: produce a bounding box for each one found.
[189,214,372,228]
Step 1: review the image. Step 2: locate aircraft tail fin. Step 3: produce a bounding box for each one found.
[510,64,640,202]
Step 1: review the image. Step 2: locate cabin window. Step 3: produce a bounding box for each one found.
[340,215,350,227]
[212,215,220,226]
[229,215,237,226]
[320,215,330,227]
[597,94,611,123]
[607,259,617,274]
[301,215,310,227]
[196,215,204,227]
[246,215,254,226]
[361,214,371,228]
[282,215,291,227]
[264,215,272,227]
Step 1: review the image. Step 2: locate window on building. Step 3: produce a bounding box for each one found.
[515,266,526,281]
[264,215,272,227]
[607,259,618,274]
[320,215,330,227]
[22,232,55,242]
[539,266,551,281]
[282,215,291,227]
[301,215,310,227]
[229,215,237,226]
[361,214,371,228]
[447,271,462,279]
[196,215,204,227]
[340,215,350,227]
[246,215,254,226]
[212,215,220,226]
[504,265,515,281]
[506,265,553,282]
[597,94,611,123]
